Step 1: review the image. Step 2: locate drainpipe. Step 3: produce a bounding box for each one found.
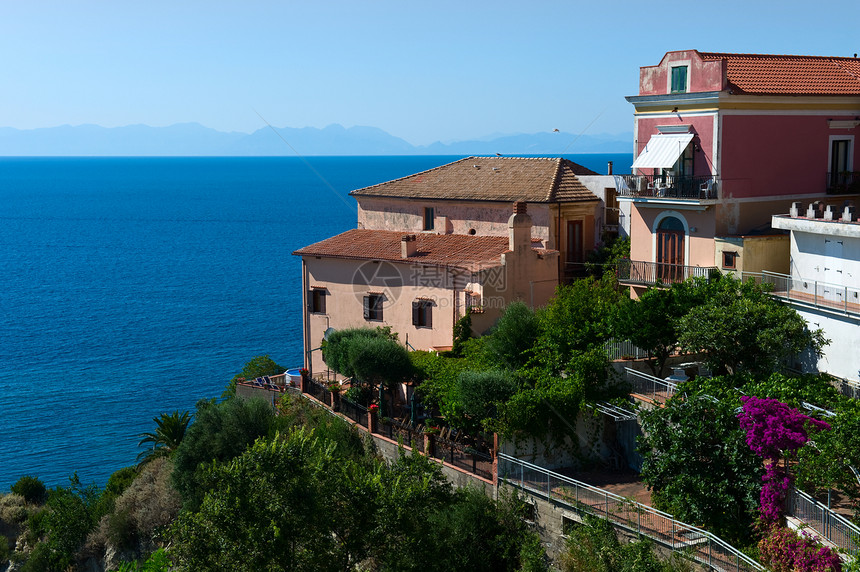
[302,258,311,376]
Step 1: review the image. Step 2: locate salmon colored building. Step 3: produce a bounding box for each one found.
[619,50,860,296]
[294,157,605,376]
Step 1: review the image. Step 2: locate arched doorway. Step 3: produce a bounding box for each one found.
[656,216,685,282]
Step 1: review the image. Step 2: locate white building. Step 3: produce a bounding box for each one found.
[771,202,860,384]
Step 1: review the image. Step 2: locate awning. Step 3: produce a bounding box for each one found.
[631,133,694,170]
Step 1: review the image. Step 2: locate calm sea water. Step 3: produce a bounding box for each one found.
[0,153,631,490]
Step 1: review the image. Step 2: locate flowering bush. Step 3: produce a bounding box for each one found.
[738,396,830,460]
[369,404,379,412]
[299,368,309,377]
[737,396,831,522]
[758,523,842,572]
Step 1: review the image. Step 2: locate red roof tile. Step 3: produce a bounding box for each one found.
[350,156,599,203]
[294,229,550,272]
[699,52,860,95]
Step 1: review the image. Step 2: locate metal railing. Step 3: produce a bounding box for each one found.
[604,338,651,361]
[378,416,424,451]
[617,259,719,286]
[338,396,368,427]
[741,271,860,317]
[618,174,718,200]
[432,434,494,480]
[826,171,860,194]
[625,368,678,402]
[786,488,860,553]
[304,377,332,407]
[498,454,763,571]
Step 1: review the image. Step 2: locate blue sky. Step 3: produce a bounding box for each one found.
[2,0,858,146]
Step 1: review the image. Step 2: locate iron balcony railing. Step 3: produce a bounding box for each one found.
[498,454,763,571]
[826,171,860,194]
[617,259,720,286]
[618,174,718,200]
[786,488,860,554]
[740,271,860,317]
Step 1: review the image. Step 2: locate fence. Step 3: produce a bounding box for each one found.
[431,434,494,481]
[378,416,424,452]
[304,377,332,407]
[617,259,719,286]
[786,488,860,554]
[604,339,650,361]
[498,454,763,572]
[625,368,678,403]
[338,396,368,427]
[741,271,860,317]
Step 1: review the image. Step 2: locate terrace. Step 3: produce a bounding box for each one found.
[617,174,718,201]
[741,271,860,317]
[616,259,719,287]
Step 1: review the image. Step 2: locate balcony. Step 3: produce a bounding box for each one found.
[617,259,719,287]
[617,174,718,200]
[826,171,860,195]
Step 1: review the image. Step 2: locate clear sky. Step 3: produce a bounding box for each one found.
[2,0,858,146]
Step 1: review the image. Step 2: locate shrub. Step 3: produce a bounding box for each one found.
[11,476,47,504]
[0,493,29,524]
[484,302,539,371]
[758,523,842,572]
[456,370,519,426]
[0,534,9,563]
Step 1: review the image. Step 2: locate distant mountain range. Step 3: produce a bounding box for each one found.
[0,123,632,156]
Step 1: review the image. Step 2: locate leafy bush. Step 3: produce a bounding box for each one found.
[172,397,278,510]
[757,522,842,572]
[456,369,519,429]
[0,534,9,563]
[484,302,539,370]
[11,476,47,504]
[0,493,29,524]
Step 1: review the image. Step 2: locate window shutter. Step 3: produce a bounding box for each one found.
[319,290,326,314]
[426,303,432,328]
[412,301,420,326]
[363,296,371,319]
[307,290,313,312]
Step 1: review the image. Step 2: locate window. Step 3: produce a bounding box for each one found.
[423,207,435,231]
[412,299,433,328]
[561,515,578,537]
[363,294,383,321]
[466,292,483,313]
[308,288,326,314]
[722,251,737,269]
[671,66,688,93]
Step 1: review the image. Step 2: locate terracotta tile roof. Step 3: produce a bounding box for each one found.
[294,229,552,272]
[349,156,600,203]
[699,52,860,95]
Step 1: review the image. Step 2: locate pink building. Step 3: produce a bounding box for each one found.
[294,157,604,375]
[620,50,860,296]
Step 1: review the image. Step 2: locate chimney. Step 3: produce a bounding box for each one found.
[508,202,532,252]
[824,204,836,221]
[607,161,613,175]
[401,234,417,258]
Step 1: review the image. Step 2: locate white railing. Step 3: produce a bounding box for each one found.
[625,368,678,402]
[604,338,651,360]
[786,488,860,554]
[741,271,860,317]
[498,454,763,571]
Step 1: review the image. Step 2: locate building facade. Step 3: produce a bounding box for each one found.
[620,50,860,296]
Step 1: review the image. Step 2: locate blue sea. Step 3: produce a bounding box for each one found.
[0,153,631,490]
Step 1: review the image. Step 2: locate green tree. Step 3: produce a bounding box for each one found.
[171,397,278,511]
[677,275,828,375]
[451,308,473,357]
[456,369,519,431]
[532,276,624,375]
[638,395,762,544]
[136,410,191,466]
[484,301,540,371]
[613,285,695,377]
